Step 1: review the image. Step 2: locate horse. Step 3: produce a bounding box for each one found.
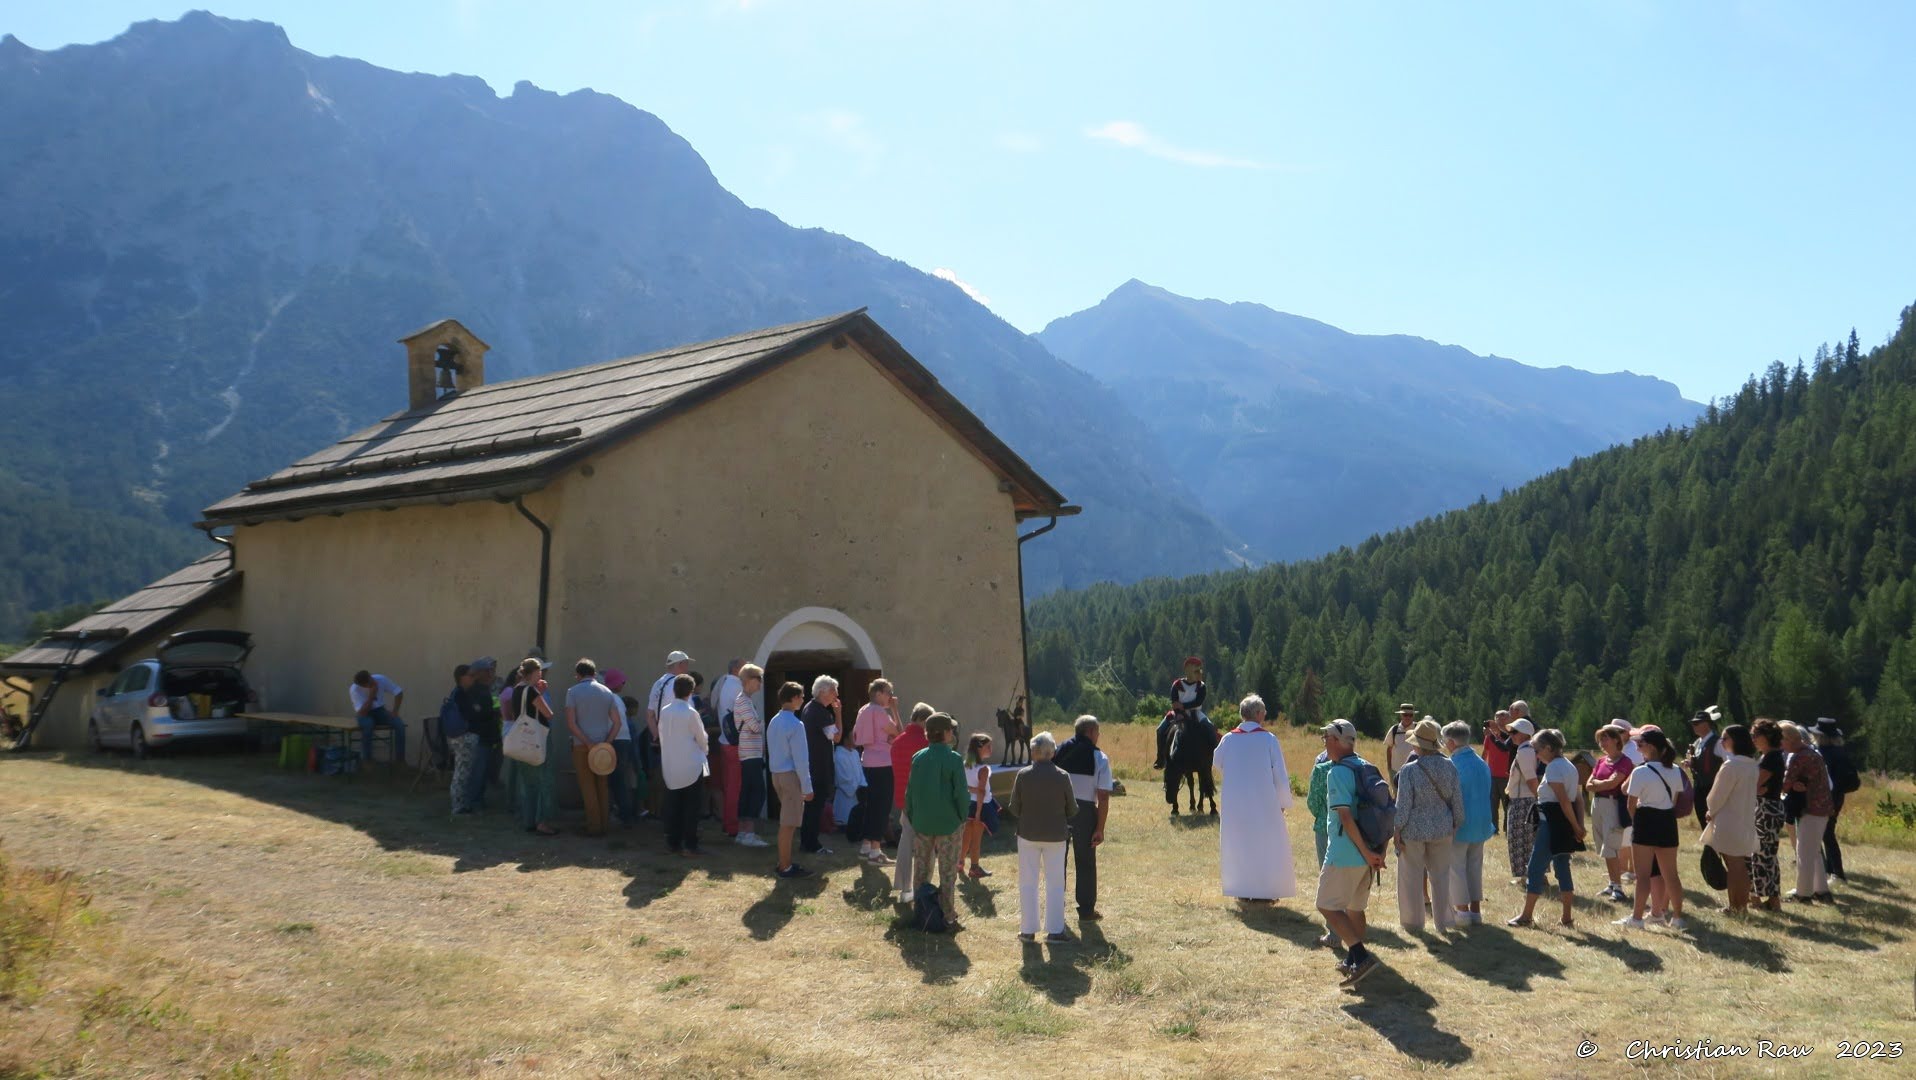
[1161,709,1218,816]
[996,698,1030,765]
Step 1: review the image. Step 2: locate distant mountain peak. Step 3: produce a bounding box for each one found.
[1038,281,1701,564]
[120,10,293,50]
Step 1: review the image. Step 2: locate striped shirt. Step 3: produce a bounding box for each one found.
[733,691,764,759]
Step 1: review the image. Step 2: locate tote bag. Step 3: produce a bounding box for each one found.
[503,691,548,767]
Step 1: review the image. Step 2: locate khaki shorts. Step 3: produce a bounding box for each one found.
[1315,863,1375,912]
[771,771,806,827]
[1593,798,1629,858]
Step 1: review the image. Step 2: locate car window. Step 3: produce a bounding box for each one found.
[110,668,138,695]
[122,665,154,694]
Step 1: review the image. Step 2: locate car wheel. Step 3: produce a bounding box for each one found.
[130,723,148,760]
[87,718,104,753]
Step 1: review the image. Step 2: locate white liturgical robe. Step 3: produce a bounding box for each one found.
[1216,720,1297,900]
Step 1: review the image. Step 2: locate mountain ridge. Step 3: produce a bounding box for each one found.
[1037,280,1701,560]
[0,12,1246,633]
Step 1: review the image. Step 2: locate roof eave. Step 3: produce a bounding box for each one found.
[201,475,551,528]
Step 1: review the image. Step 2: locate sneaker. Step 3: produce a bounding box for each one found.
[1079,910,1103,922]
[1017,932,1036,942]
[776,864,812,879]
[1784,891,1812,904]
[737,834,770,848]
[1342,954,1380,987]
[1317,930,1339,947]
[1612,915,1644,929]
[1664,916,1688,931]
[1645,913,1670,927]
[1621,871,1636,884]
[1045,931,1075,944]
[1813,892,1835,902]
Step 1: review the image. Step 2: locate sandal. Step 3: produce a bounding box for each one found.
[1505,915,1533,927]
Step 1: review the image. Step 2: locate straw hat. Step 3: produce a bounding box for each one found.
[1412,717,1444,753]
[585,742,617,776]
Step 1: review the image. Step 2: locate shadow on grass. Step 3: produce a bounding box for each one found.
[1680,918,1787,971]
[882,919,971,984]
[1017,918,1124,1006]
[742,870,827,940]
[1341,964,1473,1067]
[48,748,743,885]
[1843,871,1910,900]
[1233,902,1326,949]
[1166,812,1218,831]
[1565,930,1663,972]
[840,862,896,912]
[959,879,999,918]
[1421,924,1566,990]
[1820,890,1913,932]
[1754,902,1902,951]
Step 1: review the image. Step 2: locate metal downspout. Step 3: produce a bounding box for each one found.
[513,498,552,653]
[196,523,236,571]
[1015,516,1060,719]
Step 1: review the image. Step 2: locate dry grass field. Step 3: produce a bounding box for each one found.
[2,724,1912,1079]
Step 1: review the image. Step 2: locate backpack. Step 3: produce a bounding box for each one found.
[1828,751,1861,796]
[439,692,469,740]
[912,882,948,934]
[1336,756,1395,854]
[1651,764,1693,818]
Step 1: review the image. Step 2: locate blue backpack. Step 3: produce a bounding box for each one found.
[913,882,948,934]
[439,692,469,740]
[1337,756,1395,854]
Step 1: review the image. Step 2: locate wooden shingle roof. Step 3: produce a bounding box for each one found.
[1,552,240,673]
[202,311,1074,524]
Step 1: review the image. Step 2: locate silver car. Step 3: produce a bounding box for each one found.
[88,630,256,758]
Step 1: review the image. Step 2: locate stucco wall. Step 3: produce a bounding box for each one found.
[231,498,545,753]
[545,338,1028,734]
[25,598,242,750]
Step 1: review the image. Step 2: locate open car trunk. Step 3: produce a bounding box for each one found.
[158,630,253,720]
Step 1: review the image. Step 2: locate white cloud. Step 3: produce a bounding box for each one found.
[1085,120,1270,170]
[932,268,991,307]
[805,109,881,170]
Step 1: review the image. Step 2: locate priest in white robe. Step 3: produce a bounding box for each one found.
[1217,693,1296,902]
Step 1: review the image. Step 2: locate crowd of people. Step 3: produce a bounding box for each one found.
[1213,690,1863,988]
[348,650,1117,937]
[344,651,1863,963]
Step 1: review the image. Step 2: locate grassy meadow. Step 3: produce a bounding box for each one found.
[1,723,1912,1078]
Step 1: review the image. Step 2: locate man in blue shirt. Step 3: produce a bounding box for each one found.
[764,681,813,878]
[1314,719,1385,986]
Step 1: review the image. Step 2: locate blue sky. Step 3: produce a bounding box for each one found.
[11,1,1916,401]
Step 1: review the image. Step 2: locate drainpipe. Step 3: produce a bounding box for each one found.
[196,523,236,571]
[513,498,552,653]
[1015,515,1060,722]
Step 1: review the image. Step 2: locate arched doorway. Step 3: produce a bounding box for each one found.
[751,607,884,716]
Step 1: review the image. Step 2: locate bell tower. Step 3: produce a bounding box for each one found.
[399,318,490,410]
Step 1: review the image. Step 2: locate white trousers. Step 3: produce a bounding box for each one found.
[1449,840,1485,905]
[1396,837,1455,930]
[893,813,916,894]
[1018,837,1068,936]
[1794,814,1830,897]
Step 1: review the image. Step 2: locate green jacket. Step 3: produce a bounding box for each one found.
[905,741,970,837]
[1308,752,1333,835]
